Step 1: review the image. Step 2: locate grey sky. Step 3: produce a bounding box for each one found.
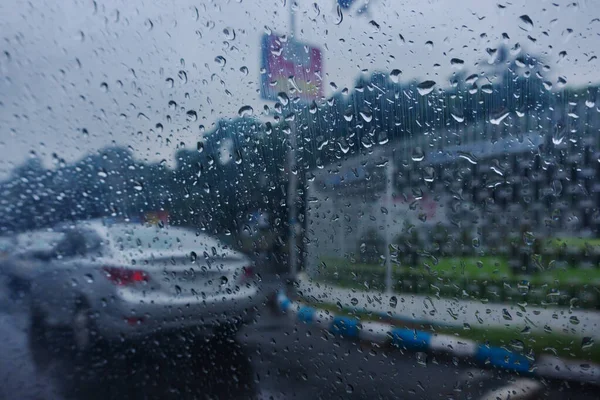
[0,0,598,177]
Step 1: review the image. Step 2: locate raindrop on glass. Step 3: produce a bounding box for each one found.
[389,69,402,83]
[238,105,253,117]
[417,80,436,96]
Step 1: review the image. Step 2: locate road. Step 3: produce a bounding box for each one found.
[0,280,597,399]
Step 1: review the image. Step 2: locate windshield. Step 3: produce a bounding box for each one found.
[2,1,600,399]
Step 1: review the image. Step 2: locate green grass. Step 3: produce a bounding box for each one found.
[309,300,600,363]
[317,256,600,285]
[426,256,511,279]
[542,237,600,252]
[312,256,600,308]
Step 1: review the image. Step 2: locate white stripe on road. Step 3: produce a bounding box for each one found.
[478,379,543,400]
[536,354,600,385]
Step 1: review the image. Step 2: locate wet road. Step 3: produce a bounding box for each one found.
[0,282,598,399]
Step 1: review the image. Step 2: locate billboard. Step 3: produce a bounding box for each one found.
[260,33,323,103]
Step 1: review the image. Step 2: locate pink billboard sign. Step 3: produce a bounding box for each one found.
[260,33,323,103]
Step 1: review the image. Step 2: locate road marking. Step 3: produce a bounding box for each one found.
[478,378,543,400]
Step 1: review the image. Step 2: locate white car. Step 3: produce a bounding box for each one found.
[28,221,260,354]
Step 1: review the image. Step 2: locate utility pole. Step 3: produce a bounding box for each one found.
[287,0,298,276]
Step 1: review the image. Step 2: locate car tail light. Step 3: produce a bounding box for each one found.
[242,266,254,278]
[103,267,147,286]
[238,265,255,283]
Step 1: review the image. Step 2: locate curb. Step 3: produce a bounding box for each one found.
[275,291,600,386]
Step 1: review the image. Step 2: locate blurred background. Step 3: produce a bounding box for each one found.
[2,0,600,399]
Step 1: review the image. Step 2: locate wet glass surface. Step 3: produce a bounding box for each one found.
[2,0,600,399]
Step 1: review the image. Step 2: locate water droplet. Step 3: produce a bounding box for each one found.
[389,69,402,83]
[334,4,343,25]
[144,19,153,31]
[309,101,318,114]
[518,15,534,32]
[552,128,565,145]
[186,110,198,122]
[389,296,398,308]
[100,82,108,92]
[214,55,226,67]
[458,151,478,165]
[238,105,253,117]
[346,384,354,394]
[523,231,535,246]
[465,74,478,85]
[425,41,434,51]
[168,100,177,110]
[450,58,464,68]
[510,339,525,352]
[350,297,358,306]
[417,80,436,96]
[190,251,197,263]
[582,337,594,350]
[85,274,94,283]
[411,147,425,162]
[338,140,350,154]
[98,169,108,178]
[490,110,510,125]
[502,309,513,320]
[451,112,464,123]
[133,181,144,191]
[277,92,289,106]
[220,276,228,286]
[423,166,435,182]
[178,70,187,84]
[239,66,248,76]
[368,20,380,31]
[343,109,353,122]
[197,142,204,153]
[481,84,493,94]
[222,27,235,41]
[517,280,530,294]
[416,352,427,366]
[559,50,567,61]
[569,316,580,325]
[359,109,373,122]
[166,77,174,88]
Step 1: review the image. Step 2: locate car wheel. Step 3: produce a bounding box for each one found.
[72,307,92,352]
[213,317,243,339]
[71,303,102,358]
[28,306,60,369]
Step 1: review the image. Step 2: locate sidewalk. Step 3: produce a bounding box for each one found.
[296,274,600,340]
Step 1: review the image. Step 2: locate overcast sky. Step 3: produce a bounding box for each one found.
[0,0,598,177]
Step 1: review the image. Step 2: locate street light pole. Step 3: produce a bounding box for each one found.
[287,0,298,276]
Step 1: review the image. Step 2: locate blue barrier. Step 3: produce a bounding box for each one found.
[274,290,600,385]
[389,328,431,351]
[476,345,532,374]
[297,306,316,323]
[330,316,361,338]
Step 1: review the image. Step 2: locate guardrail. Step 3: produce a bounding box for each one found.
[275,291,600,386]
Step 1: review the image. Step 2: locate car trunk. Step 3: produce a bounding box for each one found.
[132,251,249,298]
